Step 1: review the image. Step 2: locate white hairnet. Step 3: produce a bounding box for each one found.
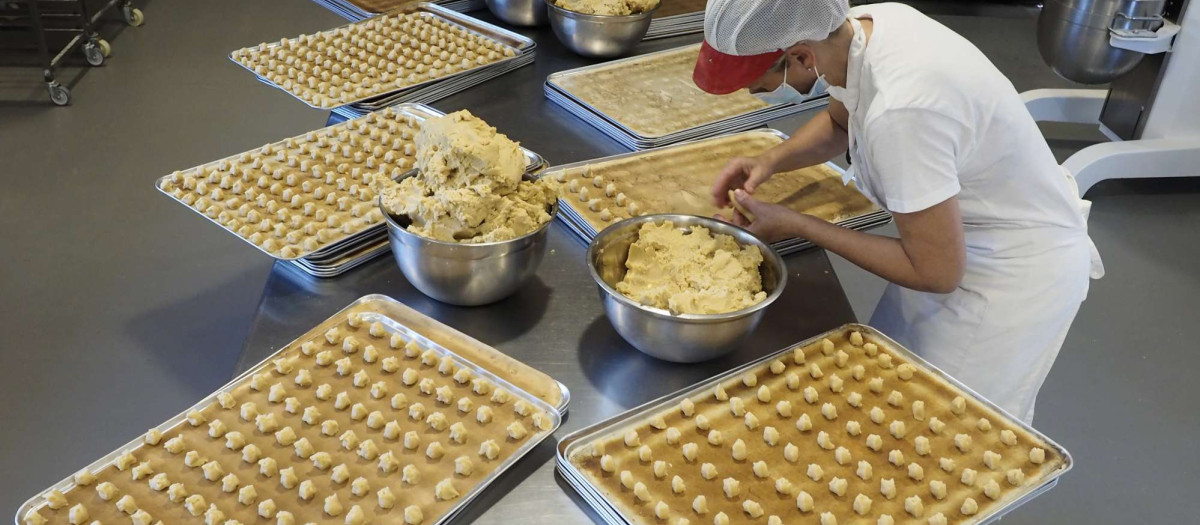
[704,0,851,55]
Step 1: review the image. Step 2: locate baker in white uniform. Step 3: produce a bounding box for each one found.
[696,0,1104,422]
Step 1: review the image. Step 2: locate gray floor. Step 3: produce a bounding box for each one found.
[1,1,1198,523]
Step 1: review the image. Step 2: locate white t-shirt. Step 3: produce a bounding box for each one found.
[841,3,1089,259]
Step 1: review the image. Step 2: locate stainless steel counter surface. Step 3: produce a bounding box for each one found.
[223,14,861,523]
[1,5,856,521]
[216,13,864,522]
[7,2,1199,524]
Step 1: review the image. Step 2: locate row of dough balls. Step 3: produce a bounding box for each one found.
[233,14,515,105]
[258,315,554,432]
[26,429,431,525]
[291,315,557,430]
[555,167,642,223]
[162,112,422,257]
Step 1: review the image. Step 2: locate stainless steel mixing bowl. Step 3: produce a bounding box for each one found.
[544,0,657,58]
[487,0,549,27]
[587,214,787,363]
[382,174,557,306]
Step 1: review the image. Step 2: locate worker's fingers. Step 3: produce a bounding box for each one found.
[732,208,751,228]
[733,189,763,212]
[743,165,770,194]
[712,159,751,205]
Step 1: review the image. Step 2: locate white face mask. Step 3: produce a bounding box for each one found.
[753,60,826,106]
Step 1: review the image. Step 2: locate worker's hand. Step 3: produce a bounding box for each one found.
[715,189,802,243]
[712,155,775,207]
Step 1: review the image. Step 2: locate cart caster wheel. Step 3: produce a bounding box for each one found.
[97,38,111,57]
[123,6,144,26]
[48,83,71,106]
[84,42,105,66]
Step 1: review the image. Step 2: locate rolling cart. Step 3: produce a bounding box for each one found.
[0,0,144,105]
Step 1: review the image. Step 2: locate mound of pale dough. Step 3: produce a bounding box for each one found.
[616,221,767,314]
[377,110,555,243]
[554,0,659,16]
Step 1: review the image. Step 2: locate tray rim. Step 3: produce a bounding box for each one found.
[14,294,566,525]
[228,2,535,111]
[555,322,1074,525]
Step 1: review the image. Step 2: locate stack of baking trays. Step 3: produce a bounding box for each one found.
[544,43,827,150]
[17,294,571,525]
[643,0,706,39]
[229,3,534,119]
[544,129,892,255]
[314,0,486,22]
[155,104,546,278]
[557,323,1073,525]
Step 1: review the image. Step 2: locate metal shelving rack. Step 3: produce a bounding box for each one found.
[0,0,144,105]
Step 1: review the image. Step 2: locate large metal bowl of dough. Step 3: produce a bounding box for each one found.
[544,0,658,58]
[587,214,787,363]
[383,173,557,307]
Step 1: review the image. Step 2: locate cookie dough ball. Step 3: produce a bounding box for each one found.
[1001,429,1018,446]
[796,491,814,512]
[880,478,897,500]
[404,505,424,524]
[784,442,800,463]
[1029,447,1047,464]
[853,494,873,515]
[904,495,925,517]
[983,478,1002,500]
[324,494,344,516]
[722,478,740,498]
[961,497,979,515]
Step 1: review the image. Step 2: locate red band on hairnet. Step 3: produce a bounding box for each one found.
[693,41,783,95]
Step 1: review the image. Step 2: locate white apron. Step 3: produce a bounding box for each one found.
[832,14,1104,424]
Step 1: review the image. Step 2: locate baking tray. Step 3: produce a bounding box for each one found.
[229,3,534,111]
[16,294,569,525]
[646,14,703,31]
[557,322,1073,525]
[545,43,829,148]
[544,82,825,150]
[155,103,546,262]
[289,237,391,277]
[544,129,892,256]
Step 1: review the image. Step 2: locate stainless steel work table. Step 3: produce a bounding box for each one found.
[10,10,864,525]
[236,227,857,524]
[222,15,863,523]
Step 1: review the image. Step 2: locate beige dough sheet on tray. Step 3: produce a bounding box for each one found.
[549,44,770,138]
[547,131,879,232]
[568,326,1065,525]
[19,295,562,525]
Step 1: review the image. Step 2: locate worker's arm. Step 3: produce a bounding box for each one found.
[730,190,966,293]
[713,101,850,207]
